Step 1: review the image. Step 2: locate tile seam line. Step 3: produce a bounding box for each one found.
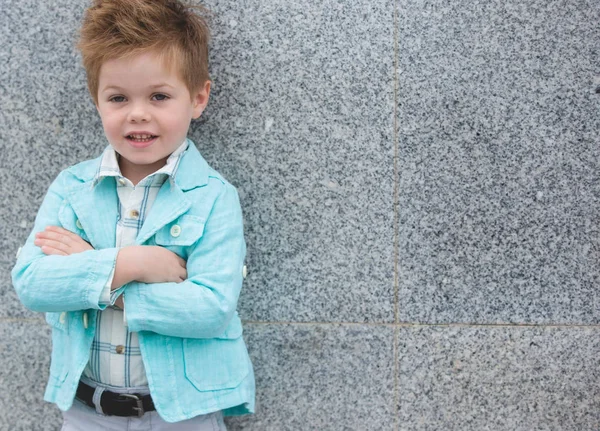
[392,1,400,431]
[4,318,600,329]
[393,0,400,330]
[239,321,600,328]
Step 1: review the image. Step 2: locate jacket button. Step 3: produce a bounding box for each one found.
[242,265,247,279]
[59,312,67,324]
[83,312,89,329]
[76,219,83,230]
[170,225,182,237]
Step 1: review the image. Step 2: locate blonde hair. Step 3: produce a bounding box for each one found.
[77,0,211,104]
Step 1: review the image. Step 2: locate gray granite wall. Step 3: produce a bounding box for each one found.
[1,0,599,429]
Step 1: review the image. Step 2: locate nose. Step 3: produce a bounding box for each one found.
[127,102,150,123]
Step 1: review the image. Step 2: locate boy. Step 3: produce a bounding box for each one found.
[11,0,254,429]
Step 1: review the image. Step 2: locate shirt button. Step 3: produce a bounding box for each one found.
[118,178,126,186]
[115,345,125,354]
[170,225,182,237]
[129,210,140,218]
[75,219,83,230]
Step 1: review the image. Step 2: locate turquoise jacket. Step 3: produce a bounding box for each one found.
[11,140,255,422]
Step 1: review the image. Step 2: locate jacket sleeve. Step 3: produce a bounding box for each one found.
[123,183,247,339]
[11,171,120,312]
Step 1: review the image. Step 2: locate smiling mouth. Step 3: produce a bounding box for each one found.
[126,134,158,142]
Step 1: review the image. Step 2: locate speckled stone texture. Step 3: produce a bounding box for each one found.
[226,324,396,431]
[0,260,39,319]
[197,0,396,323]
[0,321,61,431]
[0,0,104,264]
[397,0,600,324]
[398,326,600,430]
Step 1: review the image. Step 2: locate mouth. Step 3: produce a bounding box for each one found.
[126,133,158,143]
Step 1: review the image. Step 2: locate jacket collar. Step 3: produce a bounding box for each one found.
[68,138,209,192]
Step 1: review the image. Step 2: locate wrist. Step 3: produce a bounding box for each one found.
[123,246,142,281]
[112,246,141,289]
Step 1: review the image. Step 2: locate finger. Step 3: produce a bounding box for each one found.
[34,238,70,253]
[40,245,68,256]
[37,230,73,245]
[46,226,82,242]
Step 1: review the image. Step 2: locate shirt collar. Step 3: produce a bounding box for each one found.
[92,139,189,188]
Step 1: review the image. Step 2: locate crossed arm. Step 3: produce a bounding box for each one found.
[34,225,188,309]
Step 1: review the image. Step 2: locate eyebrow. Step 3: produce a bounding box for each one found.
[100,83,175,93]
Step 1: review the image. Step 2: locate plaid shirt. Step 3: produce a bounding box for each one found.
[82,140,188,387]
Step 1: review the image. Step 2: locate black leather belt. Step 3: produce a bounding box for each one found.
[76,381,156,417]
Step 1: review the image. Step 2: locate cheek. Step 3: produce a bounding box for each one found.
[164,111,190,131]
[100,112,121,130]
[99,120,122,141]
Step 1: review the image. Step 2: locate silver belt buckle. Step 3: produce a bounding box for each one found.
[119,393,144,418]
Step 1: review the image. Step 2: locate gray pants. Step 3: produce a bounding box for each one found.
[61,378,227,431]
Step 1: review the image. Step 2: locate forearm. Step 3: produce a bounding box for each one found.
[12,246,119,312]
[124,276,243,339]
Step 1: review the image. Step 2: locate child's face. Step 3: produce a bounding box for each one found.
[96,50,210,179]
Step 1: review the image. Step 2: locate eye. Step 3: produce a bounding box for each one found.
[108,95,126,103]
[152,93,169,101]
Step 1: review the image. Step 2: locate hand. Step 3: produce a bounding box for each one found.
[34,226,94,256]
[120,245,187,284]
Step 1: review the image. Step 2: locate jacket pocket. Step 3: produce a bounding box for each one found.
[182,320,250,392]
[152,215,206,259]
[154,215,205,247]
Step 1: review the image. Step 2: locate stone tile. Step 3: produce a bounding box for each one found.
[398,326,600,430]
[0,0,104,266]
[226,323,395,430]
[196,0,396,322]
[0,321,61,431]
[396,0,600,323]
[0,260,40,319]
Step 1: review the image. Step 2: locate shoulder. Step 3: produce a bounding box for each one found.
[176,140,239,194]
[66,156,102,181]
[177,143,242,215]
[48,153,103,191]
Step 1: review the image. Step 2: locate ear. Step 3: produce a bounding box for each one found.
[191,80,211,119]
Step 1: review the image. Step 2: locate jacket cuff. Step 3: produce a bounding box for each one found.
[85,248,121,309]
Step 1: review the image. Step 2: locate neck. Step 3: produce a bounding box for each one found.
[118,155,168,186]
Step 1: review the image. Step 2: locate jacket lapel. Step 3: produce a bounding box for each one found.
[67,177,119,250]
[135,141,209,244]
[135,180,191,245]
